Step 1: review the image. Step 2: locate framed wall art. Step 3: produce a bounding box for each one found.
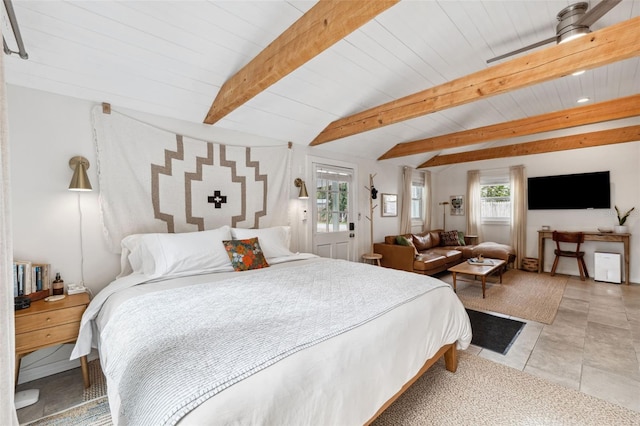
[381,193,398,217]
[450,195,464,216]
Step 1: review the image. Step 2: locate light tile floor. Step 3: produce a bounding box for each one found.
[16,274,640,424]
[464,274,640,413]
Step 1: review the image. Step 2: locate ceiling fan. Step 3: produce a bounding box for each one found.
[486,0,622,63]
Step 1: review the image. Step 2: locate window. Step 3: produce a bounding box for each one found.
[315,166,352,233]
[411,184,423,220]
[480,171,510,223]
[411,171,425,222]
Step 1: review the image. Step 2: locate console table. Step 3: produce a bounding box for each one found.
[537,230,630,285]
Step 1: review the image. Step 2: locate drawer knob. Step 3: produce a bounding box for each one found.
[46,318,51,322]
[46,334,51,338]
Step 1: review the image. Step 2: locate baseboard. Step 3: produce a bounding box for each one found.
[17,346,99,385]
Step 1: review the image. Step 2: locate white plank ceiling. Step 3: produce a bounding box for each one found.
[3,0,640,168]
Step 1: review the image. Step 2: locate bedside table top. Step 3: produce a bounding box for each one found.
[15,292,90,317]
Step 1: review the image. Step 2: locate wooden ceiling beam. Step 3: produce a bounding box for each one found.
[379,94,640,160]
[310,16,640,146]
[203,0,399,125]
[418,125,640,168]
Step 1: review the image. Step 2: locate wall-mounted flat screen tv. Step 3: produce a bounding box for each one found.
[527,171,610,210]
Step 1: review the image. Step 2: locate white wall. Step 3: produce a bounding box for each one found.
[11,85,639,382]
[291,148,403,258]
[434,143,640,282]
[7,85,404,382]
[7,86,405,291]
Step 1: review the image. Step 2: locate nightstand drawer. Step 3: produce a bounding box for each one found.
[15,305,86,334]
[15,321,81,353]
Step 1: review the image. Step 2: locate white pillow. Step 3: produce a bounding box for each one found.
[120,226,233,277]
[231,226,293,259]
[118,234,143,278]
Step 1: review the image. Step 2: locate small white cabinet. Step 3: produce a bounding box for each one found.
[594,252,621,284]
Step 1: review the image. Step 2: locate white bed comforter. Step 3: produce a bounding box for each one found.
[73,257,471,425]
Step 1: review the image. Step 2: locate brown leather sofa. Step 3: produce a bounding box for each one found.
[373,229,516,276]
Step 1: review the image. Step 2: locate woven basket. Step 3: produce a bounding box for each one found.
[521,257,539,272]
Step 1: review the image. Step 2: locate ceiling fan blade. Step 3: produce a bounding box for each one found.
[576,0,622,27]
[487,36,557,64]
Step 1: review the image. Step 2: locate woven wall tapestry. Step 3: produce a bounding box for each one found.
[92,107,291,253]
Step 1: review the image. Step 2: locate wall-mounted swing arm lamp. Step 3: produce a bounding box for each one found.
[68,156,92,191]
[67,155,92,296]
[294,178,309,199]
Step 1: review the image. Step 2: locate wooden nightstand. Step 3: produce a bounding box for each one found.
[15,293,90,388]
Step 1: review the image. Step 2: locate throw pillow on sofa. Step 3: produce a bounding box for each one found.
[457,231,466,246]
[396,235,419,256]
[440,230,461,246]
[412,233,433,251]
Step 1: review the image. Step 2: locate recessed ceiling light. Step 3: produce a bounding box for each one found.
[572,70,586,76]
[577,97,590,103]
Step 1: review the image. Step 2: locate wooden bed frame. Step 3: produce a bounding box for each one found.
[366,343,458,424]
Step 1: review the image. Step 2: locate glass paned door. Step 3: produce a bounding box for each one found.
[312,163,354,260]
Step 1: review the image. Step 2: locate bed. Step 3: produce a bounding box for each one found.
[71,226,472,425]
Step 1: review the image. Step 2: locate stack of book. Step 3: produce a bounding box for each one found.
[13,261,50,301]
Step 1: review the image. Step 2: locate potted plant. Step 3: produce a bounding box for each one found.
[614,206,635,233]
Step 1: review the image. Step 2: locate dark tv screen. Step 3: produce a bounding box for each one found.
[527,171,610,210]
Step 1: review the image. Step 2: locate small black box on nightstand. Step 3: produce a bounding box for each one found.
[14,296,31,310]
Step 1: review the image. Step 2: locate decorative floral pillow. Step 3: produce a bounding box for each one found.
[439,230,461,246]
[223,238,270,271]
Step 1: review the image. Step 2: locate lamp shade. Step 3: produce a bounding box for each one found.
[69,156,92,191]
[298,183,309,199]
[294,178,309,199]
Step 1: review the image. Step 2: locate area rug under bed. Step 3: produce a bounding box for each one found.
[27,352,640,425]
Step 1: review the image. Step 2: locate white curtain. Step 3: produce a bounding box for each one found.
[0,45,19,424]
[423,170,432,231]
[510,165,527,268]
[399,167,412,234]
[466,170,483,242]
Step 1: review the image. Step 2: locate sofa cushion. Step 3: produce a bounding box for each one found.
[472,242,516,262]
[413,233,434,251]
[413,253,447,271]
[440,230,460,246]
[412,234,429,251]
[428,231,441,246]
[396,235,418,256]
[430,248,463,263]
[457,231,466,246]
[456,246,475,259]
[385,234,411,245]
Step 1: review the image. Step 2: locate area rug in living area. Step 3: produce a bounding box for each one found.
[30,353,640,425]
[440,269,567,324]
[466,309,525,354]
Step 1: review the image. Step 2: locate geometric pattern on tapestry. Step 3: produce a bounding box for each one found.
[92,106,291,253]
